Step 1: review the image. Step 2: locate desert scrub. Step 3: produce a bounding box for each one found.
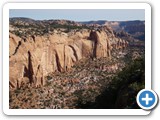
[75,57,145,109]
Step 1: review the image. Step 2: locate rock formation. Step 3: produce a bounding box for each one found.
[9,29,128,89]
[89,30,110,59]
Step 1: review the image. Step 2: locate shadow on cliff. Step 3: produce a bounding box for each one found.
[75,57,145,109]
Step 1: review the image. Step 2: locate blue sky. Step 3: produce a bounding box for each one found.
[10,9,145,21]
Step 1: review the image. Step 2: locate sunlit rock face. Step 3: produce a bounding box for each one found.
[9,28,128,89]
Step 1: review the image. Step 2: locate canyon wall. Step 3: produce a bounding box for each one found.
[9,29,128,89]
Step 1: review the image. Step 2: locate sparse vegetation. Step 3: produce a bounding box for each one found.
[76,57,144,109]
[10,18,90,37]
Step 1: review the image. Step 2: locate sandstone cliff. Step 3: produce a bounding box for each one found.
[9,29,128,89]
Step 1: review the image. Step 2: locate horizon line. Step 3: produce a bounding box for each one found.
[9,17,145,22]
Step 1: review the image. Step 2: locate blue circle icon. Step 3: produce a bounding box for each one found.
[137,89,158,110]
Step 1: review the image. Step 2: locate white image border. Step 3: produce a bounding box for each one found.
[3,3,151,115]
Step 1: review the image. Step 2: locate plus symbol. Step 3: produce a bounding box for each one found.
[142,93,153,105]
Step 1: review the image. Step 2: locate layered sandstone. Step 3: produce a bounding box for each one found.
[9,29,128,89]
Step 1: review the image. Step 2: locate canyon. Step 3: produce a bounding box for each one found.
[9,18,144,109]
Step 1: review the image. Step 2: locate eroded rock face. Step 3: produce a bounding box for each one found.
[9,29,128,89]
[9,33,21,56]
[89,30,111,59]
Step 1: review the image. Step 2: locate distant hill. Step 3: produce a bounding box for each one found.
[80,20,108,25]
[9,17,145,41]
[9,17,88,36]
[9,17,81,27]
[80,20,145,41]
[9,17,36,23]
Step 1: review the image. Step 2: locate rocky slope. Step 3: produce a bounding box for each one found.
[9,57,122,109]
